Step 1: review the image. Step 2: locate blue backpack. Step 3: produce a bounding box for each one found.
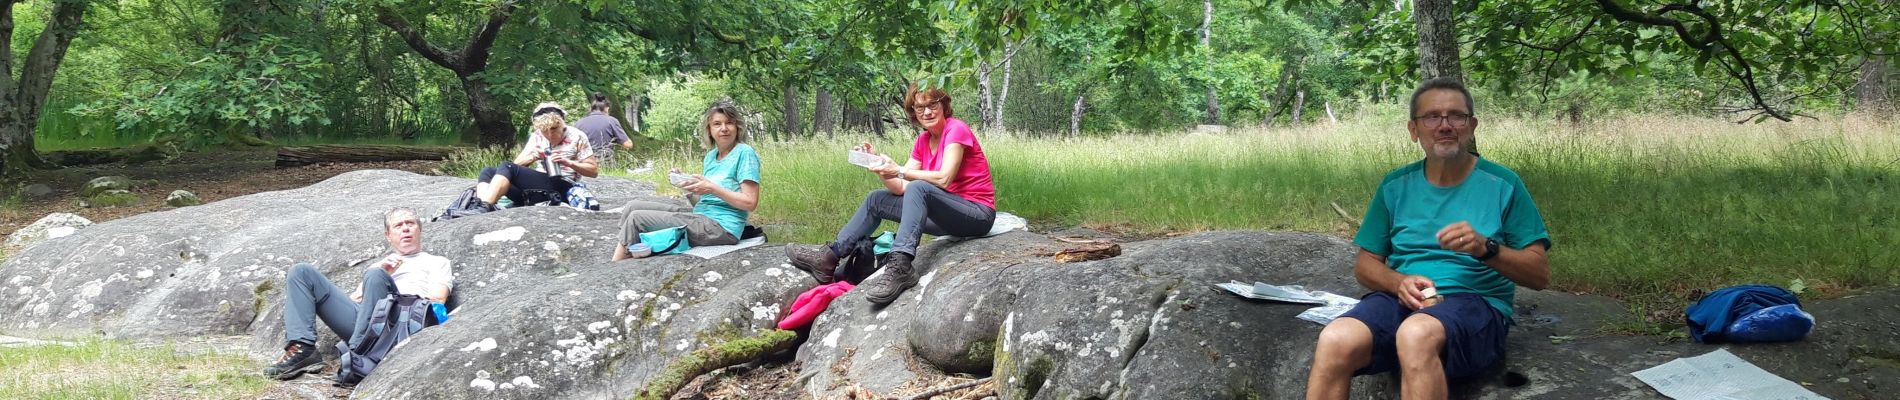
[334,294,434,385]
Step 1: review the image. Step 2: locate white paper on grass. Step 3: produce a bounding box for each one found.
[1632,348,1829,400]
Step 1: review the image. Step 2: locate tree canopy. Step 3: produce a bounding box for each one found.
[0,0,1893,174]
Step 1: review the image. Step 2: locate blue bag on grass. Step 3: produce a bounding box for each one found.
[1725,304,1814,343]
[1685,284,1812,343]
[638,226,693,255]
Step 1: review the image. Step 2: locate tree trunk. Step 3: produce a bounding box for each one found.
[1857,58,1891,112]
[995,40,1017,132]
[276,144,470,167]
[1069,94,1086,137]
[781,84,801,138]
[1202,0,1220,125]
[1413,0,1462,82]
[977,59,996,130]
[375,4,517,149]
[462,78,515,148]
[0,1,88,175]
[1292,91,1306,124]
[814,87,835,137]
[624,93,643,133]
[1325,101,1337,124]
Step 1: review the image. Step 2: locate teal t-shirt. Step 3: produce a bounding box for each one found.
[693,144,762,239]
[1353,157,1552,317]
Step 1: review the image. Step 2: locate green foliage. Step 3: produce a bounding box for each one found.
[71,34,331,144]
[1346,0,1898,120]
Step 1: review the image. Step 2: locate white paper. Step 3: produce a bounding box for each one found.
[934,212,1027,241]
[1215,281,1359,326]
[1632,348,1829,400]
[683,236,767,259]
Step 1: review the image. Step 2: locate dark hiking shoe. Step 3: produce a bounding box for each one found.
[861,252,916,304]
[786,244,839,284]
[262,341,323,380]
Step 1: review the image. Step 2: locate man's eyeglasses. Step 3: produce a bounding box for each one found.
[1412,113,1473,128]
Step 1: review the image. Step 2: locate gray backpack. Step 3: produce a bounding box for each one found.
[334,294,432,386]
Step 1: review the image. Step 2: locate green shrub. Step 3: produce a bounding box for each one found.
[436,146,510,178]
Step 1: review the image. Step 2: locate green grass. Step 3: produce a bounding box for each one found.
[610,112,1897,305]
[0,338,271,399]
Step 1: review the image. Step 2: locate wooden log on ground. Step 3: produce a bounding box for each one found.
[275,144,468,168]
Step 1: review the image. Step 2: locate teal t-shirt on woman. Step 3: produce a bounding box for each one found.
[694,143,762,239]
[1353,157,1552,318]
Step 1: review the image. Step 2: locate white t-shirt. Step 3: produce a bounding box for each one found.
[518,125,595,178]
[376,252,454,297]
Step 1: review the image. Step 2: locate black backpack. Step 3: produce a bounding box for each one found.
[433,187,490,222]
[833,236,884,285]
[334,294,433,386]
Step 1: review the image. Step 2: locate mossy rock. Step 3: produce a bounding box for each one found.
[84,190,139,208]
[81,176,134,197]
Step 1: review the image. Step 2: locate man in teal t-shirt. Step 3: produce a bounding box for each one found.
[1305,78,1553,400]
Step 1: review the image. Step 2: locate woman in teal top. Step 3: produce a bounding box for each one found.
[613,101,762,260]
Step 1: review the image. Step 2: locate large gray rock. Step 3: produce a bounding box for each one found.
[3,213,92,249]
[1,169,1893,400]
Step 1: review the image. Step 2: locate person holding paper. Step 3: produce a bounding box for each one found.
[785,83,996,304]
[473,102,599,209]
[612,100,759,260]
[1305,77,1552,400]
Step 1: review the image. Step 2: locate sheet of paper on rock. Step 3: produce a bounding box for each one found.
[1632,348,1830,400]
[1215,281,1360,325]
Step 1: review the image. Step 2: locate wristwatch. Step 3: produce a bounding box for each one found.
[1477,238,1501,261]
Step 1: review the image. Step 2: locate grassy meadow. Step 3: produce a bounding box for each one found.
[0,339,270,399]
[602,111,1897,306]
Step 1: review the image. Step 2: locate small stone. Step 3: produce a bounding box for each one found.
[1837,377,1851,383]
[165,190,202,207]
[20,183,52,198]
[81,176,133,197]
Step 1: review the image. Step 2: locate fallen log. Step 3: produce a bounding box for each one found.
[275,144,468,168]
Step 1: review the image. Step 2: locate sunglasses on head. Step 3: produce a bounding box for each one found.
[533,107,565,118]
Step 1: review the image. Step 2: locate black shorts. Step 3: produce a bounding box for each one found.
[1337,291,1508,379]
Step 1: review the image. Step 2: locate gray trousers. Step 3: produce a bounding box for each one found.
[618,200,739,248]
[834,180,996,255]
[283,263,398,348]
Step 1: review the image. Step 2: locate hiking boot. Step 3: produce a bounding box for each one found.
[262,341,323,380]
[861,252,916,304]
[786,244,840,284]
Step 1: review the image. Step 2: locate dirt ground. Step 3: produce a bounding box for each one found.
[0,147,443,241]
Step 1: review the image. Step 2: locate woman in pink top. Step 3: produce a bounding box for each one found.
[786,83,997,304]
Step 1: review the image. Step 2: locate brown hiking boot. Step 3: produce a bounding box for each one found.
[785,244,839,284]
[262,341,323,380]
[861,252,916,304]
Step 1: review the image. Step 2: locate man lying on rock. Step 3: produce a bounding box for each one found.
[1305,77,1552,400]
[262,207,454,380]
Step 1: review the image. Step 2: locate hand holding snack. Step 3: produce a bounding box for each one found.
[668,168,697,188]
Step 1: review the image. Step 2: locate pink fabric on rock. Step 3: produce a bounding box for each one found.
[777,281,856,330]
